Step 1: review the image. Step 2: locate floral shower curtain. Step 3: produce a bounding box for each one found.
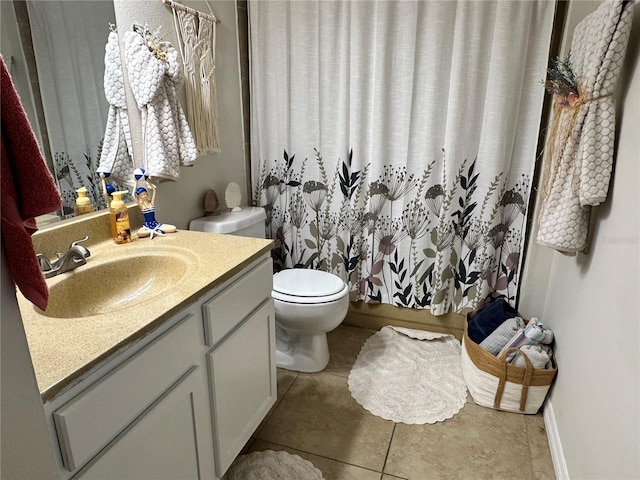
[249,1,554,315]
[27,1,116,215]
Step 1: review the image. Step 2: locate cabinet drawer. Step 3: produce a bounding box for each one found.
[53,313,201,472]
[202,257,272,346]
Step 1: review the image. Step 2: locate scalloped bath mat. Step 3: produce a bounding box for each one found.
[223,450,324,480]
[348,326,467,424]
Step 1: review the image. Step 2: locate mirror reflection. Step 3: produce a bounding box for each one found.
[0,0,130,223]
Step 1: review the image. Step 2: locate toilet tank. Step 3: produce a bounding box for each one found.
[189,207,267,239]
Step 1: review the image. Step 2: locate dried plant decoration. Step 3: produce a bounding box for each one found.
[544,54,578,95]
[133,23,167,61]
[543,53,579,106]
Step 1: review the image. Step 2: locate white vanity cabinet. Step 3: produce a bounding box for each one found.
[202,257,277,477]
[44,254,276,480]
[71,365,213,480]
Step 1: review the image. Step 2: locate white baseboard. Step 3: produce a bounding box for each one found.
[543,400,569,480]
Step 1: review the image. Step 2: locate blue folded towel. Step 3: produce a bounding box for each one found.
[468,298,519,344]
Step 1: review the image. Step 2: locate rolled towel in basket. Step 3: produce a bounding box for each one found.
[498,318,554,362]
[479,316,526,355]
[512,344,553,370]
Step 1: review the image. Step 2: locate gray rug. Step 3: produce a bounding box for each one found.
[223,450,324,480]
[348,326,467,424]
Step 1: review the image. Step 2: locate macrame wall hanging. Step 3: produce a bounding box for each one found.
[163,0,221,156]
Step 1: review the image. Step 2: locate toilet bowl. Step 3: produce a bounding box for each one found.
[189,207,349,373]
[272,268,349,372]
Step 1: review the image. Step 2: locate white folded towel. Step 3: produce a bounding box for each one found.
[498,317,554,361]
[512,344,553,370]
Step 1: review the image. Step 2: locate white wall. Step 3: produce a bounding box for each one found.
[520,2,640,478]
[113,0,248,229]
[1,246,59,479]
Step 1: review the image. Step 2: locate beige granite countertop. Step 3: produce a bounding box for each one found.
[18,229,273,402]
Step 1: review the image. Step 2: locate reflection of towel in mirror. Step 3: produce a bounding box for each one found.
[1,55,62,310]
[124,30,197,181]
[99,31,133,183]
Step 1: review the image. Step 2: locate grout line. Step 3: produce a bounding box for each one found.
[380,422,397,476]
[523,414,537,480]
[255,439,384,475]
[281,372,299,397]
[254,372,299,438]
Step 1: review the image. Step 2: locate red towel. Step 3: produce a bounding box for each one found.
[1,55,62,310]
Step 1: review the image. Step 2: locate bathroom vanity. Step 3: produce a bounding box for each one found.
[18,226,275,479]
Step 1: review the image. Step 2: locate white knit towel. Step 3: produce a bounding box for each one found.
[98,31,133,182]
[124,29,197,181]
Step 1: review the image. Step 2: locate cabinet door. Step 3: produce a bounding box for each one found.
[75,366,216,480]
[208,300,276,477]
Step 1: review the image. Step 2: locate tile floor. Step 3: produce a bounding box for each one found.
[245,325,556,480]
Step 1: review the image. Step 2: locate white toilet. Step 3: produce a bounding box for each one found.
[189,207,350,373]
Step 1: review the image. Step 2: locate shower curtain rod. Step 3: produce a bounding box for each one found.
[161,0,221,24]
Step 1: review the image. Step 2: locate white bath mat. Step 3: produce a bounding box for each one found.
[223,450,324,480]
[348,326,467,424]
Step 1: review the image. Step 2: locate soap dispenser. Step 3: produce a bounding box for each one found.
[110,190,132,244]
[74,187,95,216]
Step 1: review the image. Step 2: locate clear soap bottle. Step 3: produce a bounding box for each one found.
[110,191,132,244]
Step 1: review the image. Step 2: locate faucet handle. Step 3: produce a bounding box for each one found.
[36,253,53,272]
[69,235,89,249]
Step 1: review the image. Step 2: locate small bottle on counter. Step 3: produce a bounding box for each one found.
[74,187,95,216]
[110,190,132,244]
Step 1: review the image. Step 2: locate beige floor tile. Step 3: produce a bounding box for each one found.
[276,368,299,401]
[382,475,409,480]
[385,403,534,480]
[250,439,382,480]
[253,369,299,438]
[525,412,555,480]
[257,373,394,471]
[324,325,377,377]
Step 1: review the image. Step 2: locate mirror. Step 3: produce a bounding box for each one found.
[1,0,130,224]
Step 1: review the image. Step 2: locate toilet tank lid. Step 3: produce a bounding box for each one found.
[273,269,346,297]
[189,207,266,234]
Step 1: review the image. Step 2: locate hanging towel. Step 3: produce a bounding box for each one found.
[98,31,134,183]
[537,0,633,252]
[1,55,62,311]
[124,28,197,181]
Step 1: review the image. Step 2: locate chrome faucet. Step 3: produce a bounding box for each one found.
[38,236,91,278]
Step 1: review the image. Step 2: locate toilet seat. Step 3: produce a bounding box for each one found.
[273,269,349,304]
